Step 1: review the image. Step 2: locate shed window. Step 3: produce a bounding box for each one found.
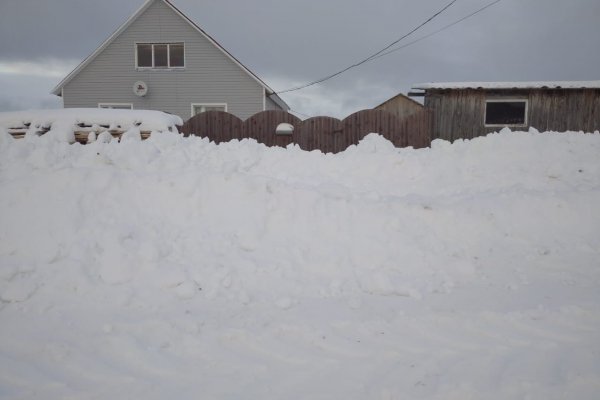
[485,100,527,126]
[136,43,185,69]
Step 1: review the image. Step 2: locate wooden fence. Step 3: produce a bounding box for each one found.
[182,109,432,152]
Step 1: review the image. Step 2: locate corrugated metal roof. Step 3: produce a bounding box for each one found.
[412,81,600,90]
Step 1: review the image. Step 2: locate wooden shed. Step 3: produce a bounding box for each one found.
[374,92,424,119]
[409,81,600,141]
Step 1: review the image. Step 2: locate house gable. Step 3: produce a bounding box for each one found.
[53,0,288,119]
[374,93,424,120]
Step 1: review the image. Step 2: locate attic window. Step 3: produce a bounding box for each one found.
[136,43,184,69]
[485,99,528,127]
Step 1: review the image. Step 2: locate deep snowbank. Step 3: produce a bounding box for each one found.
[1,129,599,399]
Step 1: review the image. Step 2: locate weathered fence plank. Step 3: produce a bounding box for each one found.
[405,109,433,149]
[297,116,342,152]
[181,111,242,143]
[342,109,405,149]
[183,109,432,152]
[242,110,302,147]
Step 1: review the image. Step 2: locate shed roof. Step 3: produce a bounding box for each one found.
[412,81,600,91]
[374,92,424,109]
[51,0,288,110]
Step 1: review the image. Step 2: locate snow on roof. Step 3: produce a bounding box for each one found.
[412,81,600,90]
[0,108,183,131]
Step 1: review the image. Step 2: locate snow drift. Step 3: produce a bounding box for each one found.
[0,108,182,139]
[0,128,599,399]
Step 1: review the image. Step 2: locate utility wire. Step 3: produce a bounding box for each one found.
[275,0,458,94]
[288,108,312,119]
[370,0,502,61]
[276,0,503,97]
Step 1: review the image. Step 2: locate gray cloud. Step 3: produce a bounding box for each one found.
[0,0,138,61]
[1,0,598,117]
[0,74,62,111]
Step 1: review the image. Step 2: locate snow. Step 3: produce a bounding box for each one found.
[0,108,183,132]
[1,127,600,399]
[275,122,294,135]
[412,80,600,90]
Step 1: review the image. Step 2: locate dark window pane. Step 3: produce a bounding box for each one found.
[485,101,527,125]
[170,43,184,67]
[137,44,152,67]
[154,44,168,67]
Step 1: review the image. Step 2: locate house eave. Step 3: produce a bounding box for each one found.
[51,0,157,97]
[267,92,290,111]
[163,0,279,95]
[51,0,283,100]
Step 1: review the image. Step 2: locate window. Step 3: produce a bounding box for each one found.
[485,100,528,126]
[136,43,185,69]
[192,103,227,116]
[99,103,133,110]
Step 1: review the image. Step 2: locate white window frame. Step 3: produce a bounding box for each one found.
[484,99,528,128]
[191,103,228,117]
[135,42,185,70]
[98,103,133,109]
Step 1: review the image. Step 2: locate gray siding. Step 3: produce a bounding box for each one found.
[424,89,600,141]
[63,0,266,120]
[265,95,284,111]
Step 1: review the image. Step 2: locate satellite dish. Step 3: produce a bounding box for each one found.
[133,81,148,97]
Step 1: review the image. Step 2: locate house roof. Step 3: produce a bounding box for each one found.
[374,92,424,109]
[412,81,600,91]
[51,0,288,110]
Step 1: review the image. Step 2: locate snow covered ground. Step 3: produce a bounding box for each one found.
[0,108,182,143]
[0,128,599,399]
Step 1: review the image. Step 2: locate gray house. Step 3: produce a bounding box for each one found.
[52,0,288,120]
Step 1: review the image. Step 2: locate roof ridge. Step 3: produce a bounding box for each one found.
[51,0,288,110]
[374,92,424,109]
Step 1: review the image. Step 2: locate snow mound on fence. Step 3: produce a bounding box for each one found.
[1,129,600,399]
[0,108,183,133]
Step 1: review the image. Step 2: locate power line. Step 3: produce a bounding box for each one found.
[276,0,504,97]
[371,0,502,61]
[275,0,458,94]
[288,108,312,119]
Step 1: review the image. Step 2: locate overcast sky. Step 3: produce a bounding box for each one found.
[0,0,598,118]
